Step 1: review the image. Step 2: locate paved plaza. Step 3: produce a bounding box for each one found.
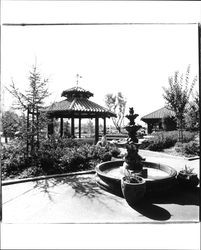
[2,150,200,223]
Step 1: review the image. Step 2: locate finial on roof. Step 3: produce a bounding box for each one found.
[76,74,82,87]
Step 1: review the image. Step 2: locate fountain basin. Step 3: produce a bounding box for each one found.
[95,160,177,196]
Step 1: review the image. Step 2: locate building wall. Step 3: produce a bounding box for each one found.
[145,117,177,134]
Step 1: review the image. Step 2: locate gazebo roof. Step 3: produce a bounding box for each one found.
[61,86,93,99]
[45,86,116,118]
[141,107,175,121]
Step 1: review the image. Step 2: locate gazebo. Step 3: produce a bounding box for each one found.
[45,85,116,143]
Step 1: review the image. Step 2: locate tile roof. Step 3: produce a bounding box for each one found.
[46,97,116,117]
[141,107,175,120]
[61,86,93,99]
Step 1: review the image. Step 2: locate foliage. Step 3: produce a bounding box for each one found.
[175,141,200,156]
[139,131,196,151]
[1,136,121,180]
[6,65,50,160]
[123,171,143,183]
[180,165,194,175]
[1,139,27,179]
[63,120,71,137]
[139,131,177,151]
[2,110,21,142]
[105,92,127,132]
[86,119,94,136]
[7,66,50,110]
[162,65,197,142]
[162,115,177,131]
[185,91,199,131]
[110,147,121,158]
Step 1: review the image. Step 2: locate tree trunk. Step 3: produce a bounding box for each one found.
[177,118,184,143]
[117,126,121,133]
[36,107,39,149]
[31,107,35,157]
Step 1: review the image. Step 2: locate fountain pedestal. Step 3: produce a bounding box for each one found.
[123,108,147,178]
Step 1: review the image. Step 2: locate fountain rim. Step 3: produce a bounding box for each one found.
[95,160,177,182]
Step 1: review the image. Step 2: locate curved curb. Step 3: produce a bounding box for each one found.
[140,149,200,161]
[2,170,96,186]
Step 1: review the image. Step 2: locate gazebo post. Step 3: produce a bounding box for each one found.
[71,117,75,137]
[79,117,81,138]
[103,117,106,135]
[60,117,63,137]
[95,117,99,144]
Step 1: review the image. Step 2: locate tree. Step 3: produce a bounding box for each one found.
[185,91,199,131]
[162,115,177,131]
[2,110,21,143]
[163,65,197,142]
[87,119,94,136]
[105,92,127,133]
[63,120,71,138]
[7,65,50,161]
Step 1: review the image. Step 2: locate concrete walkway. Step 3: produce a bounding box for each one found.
[2,150,200,223]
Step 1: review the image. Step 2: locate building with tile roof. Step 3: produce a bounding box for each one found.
[141,107,176,134]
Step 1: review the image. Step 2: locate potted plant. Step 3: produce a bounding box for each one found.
[177,165,199,188]
[121,170,146,205]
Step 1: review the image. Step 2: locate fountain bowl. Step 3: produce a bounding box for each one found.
[95,160,177,196]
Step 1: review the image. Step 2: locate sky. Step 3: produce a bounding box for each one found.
[1,1,200,127]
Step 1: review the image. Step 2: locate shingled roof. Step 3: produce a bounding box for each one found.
[141,107,175,121]
[45,86,116,118]
[61,86,93,99]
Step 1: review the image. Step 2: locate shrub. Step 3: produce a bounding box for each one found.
[175,141,199,156]
[139,130,197,152]
[139,132,177,151]
[110,147,121,158]
[182,131,196,143]
[2,136,121,179]
[146,140,164,151]
[60,149,89,172]
[1,139,27,179]
[40,135,84,150]
[100,152,112,161]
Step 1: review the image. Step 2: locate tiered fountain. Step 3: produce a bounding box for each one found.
[96,107,177,202]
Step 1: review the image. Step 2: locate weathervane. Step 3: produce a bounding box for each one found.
[76,74,82,87]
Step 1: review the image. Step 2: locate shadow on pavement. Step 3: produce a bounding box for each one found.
[32,174,199,222]
[99,182,199,221]
[103,183,200,207]
[56,175,104,199]
[33,174,103,199]
[33,174,124,205]
[128,199,171,221]
[145,184,200,206]
[101,186,171,221]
